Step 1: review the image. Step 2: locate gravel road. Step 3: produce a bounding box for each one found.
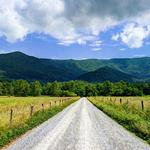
[4,98,150,150]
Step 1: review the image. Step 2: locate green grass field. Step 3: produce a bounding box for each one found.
[89,96,150,144]
[0,96,78,147]
[0,96,74,128]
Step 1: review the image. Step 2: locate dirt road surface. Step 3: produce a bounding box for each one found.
[4,98,150,150]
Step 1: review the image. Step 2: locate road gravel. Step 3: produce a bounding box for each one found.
[4,98,150,150]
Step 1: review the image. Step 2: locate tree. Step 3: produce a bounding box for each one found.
[2,82,14,96]
[45,81,62,96]
[85,84,98,96]
[111,81,127,96]
[73,81,86,96]
[13,80,30,96]
[30,81,42,96]
[0,82,3,95]
[101,81,113,96]
[60,90,77,97]
[142,83,150,95]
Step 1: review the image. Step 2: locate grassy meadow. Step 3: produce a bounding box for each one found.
[0,96,78,147]
[89,96,150,144]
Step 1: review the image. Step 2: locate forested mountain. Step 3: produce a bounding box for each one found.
[0,52,85,82]
[77,66,136,82]
[0,51,149,82]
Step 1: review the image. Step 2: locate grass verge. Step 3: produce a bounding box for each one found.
[0,99,77,148]
[89,98,150,145]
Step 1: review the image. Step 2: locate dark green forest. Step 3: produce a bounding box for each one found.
[0,52,150,82]
[0,52,150,97]
[0,80,150,97]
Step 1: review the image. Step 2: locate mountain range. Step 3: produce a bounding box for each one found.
[77,66,136,82]
[0,51,150,82]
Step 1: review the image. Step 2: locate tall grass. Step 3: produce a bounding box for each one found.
[89,97,150,144]
[0,96,78,148]
[0,97,72,129]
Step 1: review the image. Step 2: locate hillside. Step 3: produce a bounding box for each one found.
[77,66,135,82]
[0,51,149,82]
[0,52,84,82]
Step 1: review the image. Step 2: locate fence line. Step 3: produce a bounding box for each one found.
[4,98,72,127]
[94,97,149,112]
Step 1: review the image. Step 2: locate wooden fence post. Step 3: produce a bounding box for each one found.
[42,104,44,112]
[120,98,122,104]
[141,101,144,111]
[55,101,56,106]
[10,108,13,126]
[30,105,34,117]
[50,102,51,108]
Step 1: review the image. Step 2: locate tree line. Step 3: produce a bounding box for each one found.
[0,80,150,97]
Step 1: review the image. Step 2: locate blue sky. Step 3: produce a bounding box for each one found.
[1,31,150,60]
[0,0,150,59]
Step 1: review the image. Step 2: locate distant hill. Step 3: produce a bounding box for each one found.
[77,66,135,82]
[0,52,85,82]
[0,51,149,82]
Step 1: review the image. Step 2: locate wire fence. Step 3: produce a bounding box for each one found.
[0,97,72,129]
[93,96,150,111]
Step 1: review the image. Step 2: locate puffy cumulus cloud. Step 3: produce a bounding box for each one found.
[0,0,28,42]
[0,0,150,45]
[112,34,119,41]
[112,23,150,48]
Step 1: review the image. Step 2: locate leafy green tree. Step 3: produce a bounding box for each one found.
[73,81,86,96]
[43,82,52,95]
[30,81,42,96]
[2,82,14,96]
[101,81,113,96]
[111,81,127,96]
[0,79,148,97]
[61,90,77,97]
[142,83,150,95]
[132,87,143,96]
[13,80,30,96]
[45,81,62,96]
[62,80,76,92]
[7,82,14,96]
[0,82,3,95]
[85,84,98,96]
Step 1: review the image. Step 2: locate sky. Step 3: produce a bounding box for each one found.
[0,0,150,59]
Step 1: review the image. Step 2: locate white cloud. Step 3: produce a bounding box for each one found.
[134,54,146,58]
[112,23,150,48]
[89,40,102,51]
[112,34,119,41]
[0,49,16,54]
[120,48,126,51]
[89,40,102,47]
[0,0,150,46]
[91,47,101,51]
